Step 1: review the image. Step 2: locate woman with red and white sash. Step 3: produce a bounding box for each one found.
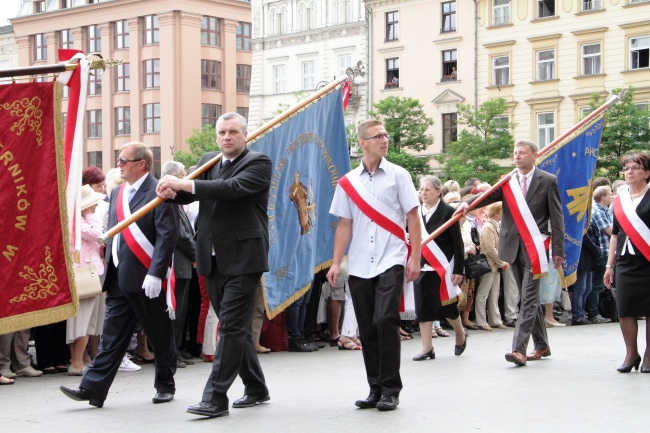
[413,176,467,361]
[604,153,650,373]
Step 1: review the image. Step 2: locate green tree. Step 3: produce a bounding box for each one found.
[589,87,650,180]
[368,96,434,181]
[436,98,515,185]
[173,124,218,169]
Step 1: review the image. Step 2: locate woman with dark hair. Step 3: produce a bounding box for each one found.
[412,176,467,360]
[604,153,650,373]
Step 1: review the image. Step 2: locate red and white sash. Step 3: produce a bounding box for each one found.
[115,184,176,318]
[338,173,414,312]
[421,240,462,304]
[613,190,650,262]
[501,174,550,278]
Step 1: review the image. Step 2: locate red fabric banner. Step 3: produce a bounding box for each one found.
[0,82,76,334]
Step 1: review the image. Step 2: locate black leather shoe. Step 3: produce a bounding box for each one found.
[152,392,174,403]
[60,386,104,408]
[232,394,270,408]
[355,392,381,409]
[376,395,399,411]
[455,331,468,356]
[412,348,435,361]
[187,401,229,418]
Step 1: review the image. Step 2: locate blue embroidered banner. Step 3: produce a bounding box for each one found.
[537,113,605,286]
[248,89,350,318]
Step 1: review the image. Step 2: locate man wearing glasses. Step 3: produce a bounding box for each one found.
[61,142,180,408]
[327,119,421,411]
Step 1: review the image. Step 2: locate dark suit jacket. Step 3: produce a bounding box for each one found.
[174,148,272,277]
[103,174,179,292]
[468,168,564,263]
[174,208,196,280]
[421,202,465,275]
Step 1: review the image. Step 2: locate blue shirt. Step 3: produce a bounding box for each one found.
[591,201,612,253]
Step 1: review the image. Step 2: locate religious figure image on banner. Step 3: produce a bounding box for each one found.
[289,171,315,235]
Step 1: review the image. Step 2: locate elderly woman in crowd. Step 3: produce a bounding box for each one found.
[66,185,107,375]
[604,153,650,373]
[474,202,509,331]
[413,176,467,360]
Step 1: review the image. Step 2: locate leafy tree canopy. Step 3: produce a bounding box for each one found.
[173,124,218,169]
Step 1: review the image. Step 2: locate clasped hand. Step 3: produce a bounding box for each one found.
[156,175,180,199]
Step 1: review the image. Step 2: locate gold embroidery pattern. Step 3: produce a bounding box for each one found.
[10,246,60,303]
[0,96,44,146]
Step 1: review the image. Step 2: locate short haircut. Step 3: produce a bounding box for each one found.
[465,177,479,187]
[592,177,611,189]
[358,119,383,139]
[217,112,248,133]
[515,140,538,153]
[486,201,503,218]
[621,153,650,184]
[121,142,153,170]
[443,191,461,204]
[611,180,626,195]
[162,161,185,177]
[82,165,105,185]
[593,185,612,202]
[419,175,442,191]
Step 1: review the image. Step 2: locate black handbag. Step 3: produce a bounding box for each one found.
[465,253,491,279]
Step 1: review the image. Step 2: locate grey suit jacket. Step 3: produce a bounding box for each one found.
[467,168,564,264]
[173,148,272,277]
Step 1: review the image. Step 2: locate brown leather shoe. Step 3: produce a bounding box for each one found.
[505,351,527,366]
[526,347,551,361]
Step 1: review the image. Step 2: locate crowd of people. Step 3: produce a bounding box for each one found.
[2,115,649,416]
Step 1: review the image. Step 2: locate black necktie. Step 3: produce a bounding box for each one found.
[220,159,231,174]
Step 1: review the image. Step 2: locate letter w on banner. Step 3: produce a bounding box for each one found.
[248,89,351,319]
[536,112,605,287]
[0,81,77,334]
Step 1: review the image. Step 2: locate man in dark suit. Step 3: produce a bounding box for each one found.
[157,112,272,418]
[61,142,179,407]
[456,140,564,366]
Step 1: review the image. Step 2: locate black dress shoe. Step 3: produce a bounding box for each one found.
[152,392,174,403]
[376,395,399,411]
[60,386,104,408]
[412,348,435,361]
[187,401,229,418]
[355,392,381,409]
[232,394,270,408]
[504,320,517,328]
[455,331,468,356]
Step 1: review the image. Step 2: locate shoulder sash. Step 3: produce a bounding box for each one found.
[613,190,650,261]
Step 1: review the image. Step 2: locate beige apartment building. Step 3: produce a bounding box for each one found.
[0,25,19,82]
[477,0,650,148]
[10,0,253,176]
[365,0,476,161]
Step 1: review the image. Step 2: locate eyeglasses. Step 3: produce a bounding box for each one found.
[117,157,143,166]
[623,165,646,172]
[362,133,390,141]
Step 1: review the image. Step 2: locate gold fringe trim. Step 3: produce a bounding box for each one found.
[441,296,459,307]
[263,258,334,320]
[532,271,548,281]
[0,303,76,334]
[559,271,576,289]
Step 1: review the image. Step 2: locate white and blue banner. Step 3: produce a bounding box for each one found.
[248,89,351,318]
[537,112,605,286]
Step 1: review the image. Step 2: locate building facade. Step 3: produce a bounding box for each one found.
[477,0,650,148]
[10,0,253,176]
[248,0,368,130]
[0,25,19,83]
[365,0,476,164]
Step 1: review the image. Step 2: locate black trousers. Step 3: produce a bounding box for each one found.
[348,265,404,398]
[172,278,191,353]
[81,264,177,400]
[201,258,267,407]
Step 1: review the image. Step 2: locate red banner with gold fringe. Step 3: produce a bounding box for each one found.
[0,81,77,334]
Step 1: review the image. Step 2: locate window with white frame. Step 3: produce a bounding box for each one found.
[580,107,592,119]
[59,29,73,49]
[302,60,315,90]
[298,4,307,31]
[308,2,317,29]
[581,43,601,75]
[582,0,601,11]
[441,1,456,33]
[143,15,159,45]
[442,49,457,80]
[115,63,130,92]
[630,36,649,70]
[33,33,47,61]
[280,7,288,34]
[338,54,352,77]
[144,103,161,133]
[87,24,101,53]
[493,55,509,86]
[144,59,160,89]
[273,65,286,93]
[270,10,278,36]
[386,11,398,41]
[537,0,555,18]
[386,57,399,86]
[493,0,509,26]
[537,112,555,147]
[536,49,555,80]
[115,106,131,136]
[114,20,129,49]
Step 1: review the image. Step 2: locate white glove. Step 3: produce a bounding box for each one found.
[142,275,162,299]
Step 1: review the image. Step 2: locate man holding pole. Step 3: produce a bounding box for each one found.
[157,112,272,418]
[456,140,564,366]
[327,119,421,411]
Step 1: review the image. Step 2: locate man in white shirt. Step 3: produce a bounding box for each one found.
[327,119,421,411]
